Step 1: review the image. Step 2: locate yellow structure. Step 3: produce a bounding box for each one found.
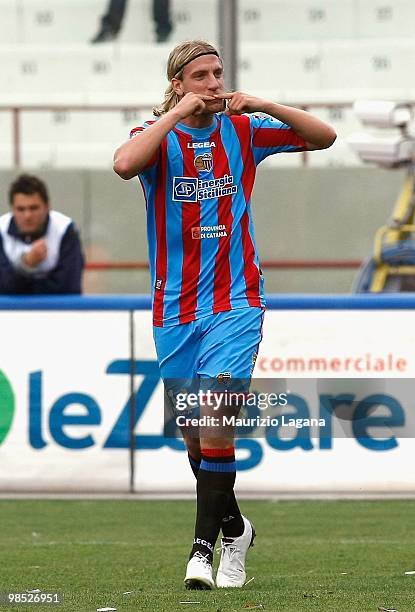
[370,172,415,292]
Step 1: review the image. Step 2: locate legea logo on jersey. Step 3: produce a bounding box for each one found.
[0,370,15,446]
[173,177,198,202]
[187,141,216,149]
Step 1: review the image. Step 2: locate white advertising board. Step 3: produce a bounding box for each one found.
[133,310,415,493]
[1,308,415,493]
[0,312,132,492]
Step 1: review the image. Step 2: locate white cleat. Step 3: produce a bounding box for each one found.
[216,516,256,588]
[184,551,215,590]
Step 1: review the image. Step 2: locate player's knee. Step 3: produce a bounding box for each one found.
[185,437,201,460]
[200,437,234,451]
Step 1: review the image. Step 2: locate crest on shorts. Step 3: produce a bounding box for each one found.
[217,372,232,384]
[194,152,213,173]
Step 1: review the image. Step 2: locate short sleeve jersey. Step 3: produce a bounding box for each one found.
[131,112,305,327]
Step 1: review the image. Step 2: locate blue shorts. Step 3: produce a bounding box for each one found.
[154,307,264,422]
[154,307,264,380]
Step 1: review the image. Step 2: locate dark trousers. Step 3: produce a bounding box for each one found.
[102,0,172,37]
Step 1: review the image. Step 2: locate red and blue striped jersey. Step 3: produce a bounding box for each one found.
[131,112,305,327]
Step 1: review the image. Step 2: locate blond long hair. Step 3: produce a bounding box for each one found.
[153,40,221,117]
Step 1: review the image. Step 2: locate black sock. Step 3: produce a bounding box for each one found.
[188,452,244,538]
[189,448,236,563]
[188,453,200,478]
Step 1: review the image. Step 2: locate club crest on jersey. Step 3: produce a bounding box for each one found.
[194,152,213,173]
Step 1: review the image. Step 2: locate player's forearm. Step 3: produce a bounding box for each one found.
[260,101,336,150]
[113,109,182,179]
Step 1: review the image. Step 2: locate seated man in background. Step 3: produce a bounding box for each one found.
[0,174,84,294]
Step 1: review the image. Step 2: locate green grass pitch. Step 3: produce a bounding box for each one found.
[1,499,415,611]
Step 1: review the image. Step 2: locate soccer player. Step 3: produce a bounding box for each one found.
[114,40,336,589]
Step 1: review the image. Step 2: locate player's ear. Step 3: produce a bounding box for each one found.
[171,78,184,97]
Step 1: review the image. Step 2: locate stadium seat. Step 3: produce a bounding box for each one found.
[0,44,170,102]
[116,45,168,101]
[84,110,136,146]
[320,40,415,101]
[0,46,90,97]
[239,42,322,103]
[14,107,153,169]
[239,0,355,42]
[19,0,102,44]
[84,46,119,97]
[356,0,414,39]
[169,0,217,44]
[238,0,277,42]
[20,110,87,146]
[15,110,89,168]
[239,0,414,42]
[0,0,19,44]
[312,106,362,140]
[307,106,362,167]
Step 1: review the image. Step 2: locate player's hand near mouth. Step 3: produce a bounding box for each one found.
[173,91,218,117]
[214,91,336,149]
